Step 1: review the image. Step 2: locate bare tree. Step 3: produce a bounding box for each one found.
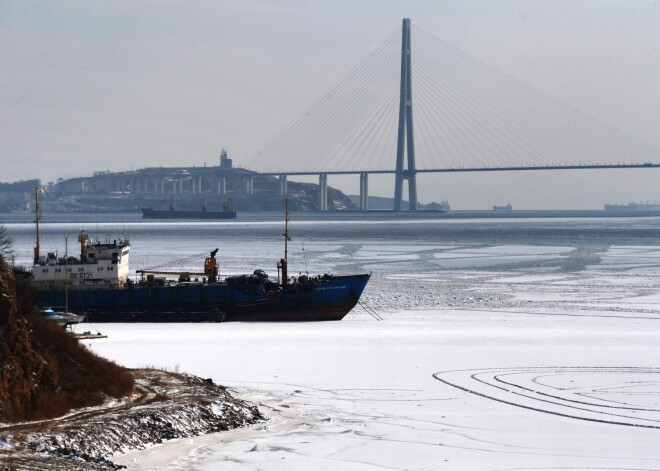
[0,225,13,263]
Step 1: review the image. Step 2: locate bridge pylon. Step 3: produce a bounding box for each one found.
[394,18,417,211]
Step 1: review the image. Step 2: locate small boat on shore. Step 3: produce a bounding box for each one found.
[40,306,86,327]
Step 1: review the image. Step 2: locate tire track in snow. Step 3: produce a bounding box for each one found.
[433,367,660,429]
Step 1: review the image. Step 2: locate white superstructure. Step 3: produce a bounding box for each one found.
[31,230,130,290]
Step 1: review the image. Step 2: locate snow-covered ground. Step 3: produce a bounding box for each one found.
[76,235,660,470]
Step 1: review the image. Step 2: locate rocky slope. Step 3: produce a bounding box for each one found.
[1,369,262,470]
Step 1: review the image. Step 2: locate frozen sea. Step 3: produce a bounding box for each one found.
[4,214,660,470]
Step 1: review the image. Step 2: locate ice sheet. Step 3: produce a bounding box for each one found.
[8,218,657,470]
[88,310,660,470]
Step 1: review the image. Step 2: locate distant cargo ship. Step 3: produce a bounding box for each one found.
[493,204,512,212]
[604,202,660,211]
[141,201,236,220]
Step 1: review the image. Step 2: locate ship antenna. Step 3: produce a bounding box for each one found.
[33,185,41,265]
[285,198,289,263]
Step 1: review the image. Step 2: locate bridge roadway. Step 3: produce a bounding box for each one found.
[258,163,660,211]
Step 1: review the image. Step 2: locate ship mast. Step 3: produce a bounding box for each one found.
[65,237,68,313]
[33,186,41,265]
[279,199,290,285]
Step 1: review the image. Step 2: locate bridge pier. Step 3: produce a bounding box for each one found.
[394,18,418,211]
[359,173,369,211]
[319,174,328,211]
[245,176,254,195]
[279,174,288,195]
[217,178,226,195]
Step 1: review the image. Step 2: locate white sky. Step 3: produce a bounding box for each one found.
[1,0,659,209]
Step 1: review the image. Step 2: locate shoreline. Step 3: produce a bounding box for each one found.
[3,209,660,225]
[0,369,262,470]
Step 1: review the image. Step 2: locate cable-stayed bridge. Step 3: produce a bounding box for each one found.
[242,18,660,211]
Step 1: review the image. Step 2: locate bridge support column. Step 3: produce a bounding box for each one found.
[279,174,288,195]
[360,173,369,211]
[246,176,254,195]
[218,178,226,195]
[179,179,183,194]
[319,174,328,211]
[394,18,418,211]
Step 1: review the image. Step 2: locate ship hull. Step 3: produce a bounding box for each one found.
[33,274,370,322]
[141,208,236,219]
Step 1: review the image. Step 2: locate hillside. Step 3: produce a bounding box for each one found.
[0,259,134,423]
[0,164,357,213]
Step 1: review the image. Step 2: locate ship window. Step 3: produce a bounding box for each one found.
[79,268,84,271]
[89,253,95,258]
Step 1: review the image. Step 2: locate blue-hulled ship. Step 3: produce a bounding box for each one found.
[27,192,370,322]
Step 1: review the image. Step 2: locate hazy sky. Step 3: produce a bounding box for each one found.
[2,0,660,209]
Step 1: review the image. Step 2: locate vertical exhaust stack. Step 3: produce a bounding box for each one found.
[78,230,89,262]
